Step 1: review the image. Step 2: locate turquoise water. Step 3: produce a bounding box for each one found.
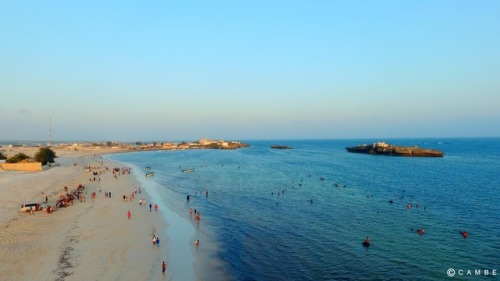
[108,138,500,280]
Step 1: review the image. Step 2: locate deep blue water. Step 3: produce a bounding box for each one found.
[108,138,500,280]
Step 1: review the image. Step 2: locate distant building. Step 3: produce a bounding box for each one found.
[199,138,218,145]
[162,143,176,149]
[178,143,190,149]
[374,142,389,148]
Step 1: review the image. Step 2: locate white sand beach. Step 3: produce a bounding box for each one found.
[0,147,194,281]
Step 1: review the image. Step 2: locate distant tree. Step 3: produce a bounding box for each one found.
[35,147,57,165]
[106,141,112,147]
[6,153,30,163]
[135,141,143,145]
[0,152,7,160]
[153,142,157,146]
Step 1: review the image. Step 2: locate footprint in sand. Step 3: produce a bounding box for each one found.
[0,231,17,262]
[109,243,130,265]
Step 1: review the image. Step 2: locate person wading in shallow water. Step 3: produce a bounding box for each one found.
[162,261,167,276]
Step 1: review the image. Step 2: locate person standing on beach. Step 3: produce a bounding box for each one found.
[127,210,131,220]
[154,204,158,212]
[162,261,167,276]
[149,203,152,212]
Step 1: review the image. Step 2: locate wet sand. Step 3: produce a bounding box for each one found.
[137,175,196,281]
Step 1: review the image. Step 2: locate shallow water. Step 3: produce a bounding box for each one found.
[109,138,500,280]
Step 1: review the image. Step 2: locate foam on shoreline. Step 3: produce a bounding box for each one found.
[106,151,233,281]
[127,160,197,281]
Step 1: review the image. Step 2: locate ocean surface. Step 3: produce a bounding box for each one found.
[107,138,500,280]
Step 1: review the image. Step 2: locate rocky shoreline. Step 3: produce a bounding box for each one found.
[346,142,444,157]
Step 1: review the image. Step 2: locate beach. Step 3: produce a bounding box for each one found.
[3,139,499,280]
[0,147,178,281]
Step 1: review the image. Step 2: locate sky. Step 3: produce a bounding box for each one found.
[1,1,499,141]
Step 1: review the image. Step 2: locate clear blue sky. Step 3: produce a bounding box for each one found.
[1,1,499,141]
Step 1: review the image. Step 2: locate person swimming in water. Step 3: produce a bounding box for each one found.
[363,236,370,247]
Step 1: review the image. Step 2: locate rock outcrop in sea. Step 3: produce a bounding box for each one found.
[270,145,293,149]
[346,142,444,157]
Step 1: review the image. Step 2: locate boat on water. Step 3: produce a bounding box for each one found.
[145,172,155,177]
[182,169,194,173]
[144,166,151,170]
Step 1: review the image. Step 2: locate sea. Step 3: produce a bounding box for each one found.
[105,138,500,281]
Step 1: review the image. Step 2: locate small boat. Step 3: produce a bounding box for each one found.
[144,166,151,170]
[145,172,155,177]
[182,169,194,173]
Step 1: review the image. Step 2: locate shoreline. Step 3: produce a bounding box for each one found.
[107,150,234,281]
[0,151,171,280]
[113,156,198,281]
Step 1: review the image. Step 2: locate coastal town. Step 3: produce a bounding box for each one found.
[0,139,249,172]
[1,138,248,153]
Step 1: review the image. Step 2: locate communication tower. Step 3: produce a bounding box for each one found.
[48,116,52,147]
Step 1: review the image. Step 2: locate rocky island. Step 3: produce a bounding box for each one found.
[270,145,293,149]
[346,142,444,157]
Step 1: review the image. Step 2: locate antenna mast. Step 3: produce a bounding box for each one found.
[48,116,52,147]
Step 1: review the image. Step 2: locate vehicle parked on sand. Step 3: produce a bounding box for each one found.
[20,203,42,212]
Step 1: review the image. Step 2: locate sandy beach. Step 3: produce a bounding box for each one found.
[0,147,175,281]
